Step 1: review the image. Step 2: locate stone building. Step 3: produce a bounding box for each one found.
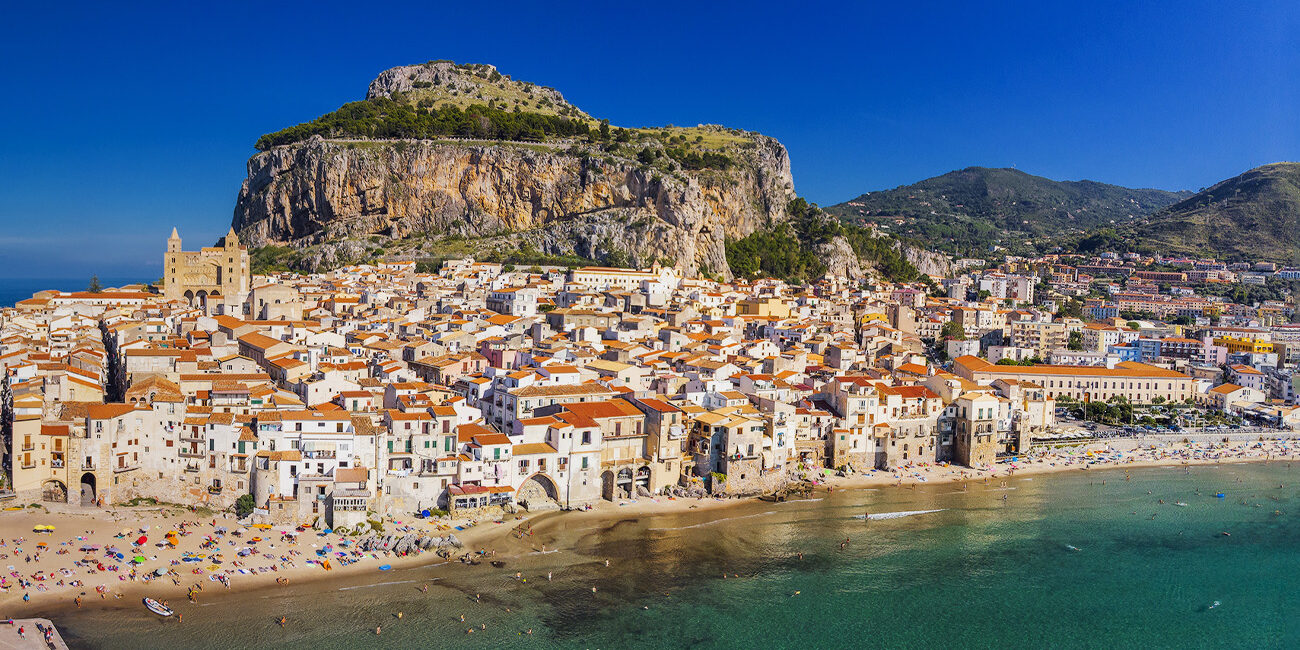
[163,227,250,306]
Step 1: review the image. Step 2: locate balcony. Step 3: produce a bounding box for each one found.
[179,449,206,458]
[184,463,200,473]
[302,450,336,459]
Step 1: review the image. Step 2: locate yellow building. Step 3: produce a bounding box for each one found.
[737,297,791,318]
[163,227,250,305]
[1213,336,1273,355]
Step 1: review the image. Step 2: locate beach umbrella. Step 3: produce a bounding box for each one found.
[154,567,168,576]
[133,555,146,564]
[136,536,148,546]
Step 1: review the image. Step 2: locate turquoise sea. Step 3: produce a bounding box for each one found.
[38,464,1300,648]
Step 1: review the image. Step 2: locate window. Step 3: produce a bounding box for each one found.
[582,431,591,445]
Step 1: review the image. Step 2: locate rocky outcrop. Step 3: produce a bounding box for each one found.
[367,61,583,116]
[817,236,867,280]
[898,242,952,278]
[233,134,794,276]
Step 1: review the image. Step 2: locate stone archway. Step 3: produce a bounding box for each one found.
[80,472,97,506]
[616,467,634,499]
[601,471,615,501]
[41,480,68,503]
[516,473,559,511]
[183,290,195,305]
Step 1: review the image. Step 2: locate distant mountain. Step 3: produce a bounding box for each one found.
[825,167,1191,256]
[1128,162,1300,263]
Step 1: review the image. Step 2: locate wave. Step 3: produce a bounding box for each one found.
[338,579,419,591]
[853,509,944,521]
[649,511,778,531]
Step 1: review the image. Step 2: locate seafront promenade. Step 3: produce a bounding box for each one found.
[0,619,67,650]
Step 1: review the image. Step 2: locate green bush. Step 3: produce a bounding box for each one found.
[234,494,256,519]
[256,98,591,150]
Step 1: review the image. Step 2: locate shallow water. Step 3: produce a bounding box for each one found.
[42,463,1300,648]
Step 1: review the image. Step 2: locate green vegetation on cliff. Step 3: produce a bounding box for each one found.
[256,99,592,150]
[727,199,925,284]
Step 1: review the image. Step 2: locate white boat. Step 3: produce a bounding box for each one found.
[143,597,173,617]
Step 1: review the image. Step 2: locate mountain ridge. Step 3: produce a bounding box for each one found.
[1126,162,1300,263]
[825,166,1191,257]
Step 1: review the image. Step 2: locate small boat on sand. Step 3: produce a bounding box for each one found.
[143,598,174,617]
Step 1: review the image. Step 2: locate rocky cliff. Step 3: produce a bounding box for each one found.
[232,62,794,275]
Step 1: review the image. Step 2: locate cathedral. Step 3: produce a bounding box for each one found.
[163,227,250,305]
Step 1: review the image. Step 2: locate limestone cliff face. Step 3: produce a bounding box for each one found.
[899,243,952,278]
[233,134,793,275]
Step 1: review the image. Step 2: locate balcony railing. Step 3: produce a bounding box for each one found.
[179,449,206,458]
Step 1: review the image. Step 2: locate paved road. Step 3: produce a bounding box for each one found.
[0,619,67,650]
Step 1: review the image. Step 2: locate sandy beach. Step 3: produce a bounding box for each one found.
[3,434,1297,623]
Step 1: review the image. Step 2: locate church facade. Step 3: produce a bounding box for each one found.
[163,227,250,305]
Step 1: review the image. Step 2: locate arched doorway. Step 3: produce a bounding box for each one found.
[183,290,195,305]
[601,471,615,501]
[616,467,634,499]
[41,480,68,503]
[516,473,559,511]
[635,466,651,494]
[80,473,97,506]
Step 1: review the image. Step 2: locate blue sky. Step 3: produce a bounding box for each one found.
[1,1,1297,278]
